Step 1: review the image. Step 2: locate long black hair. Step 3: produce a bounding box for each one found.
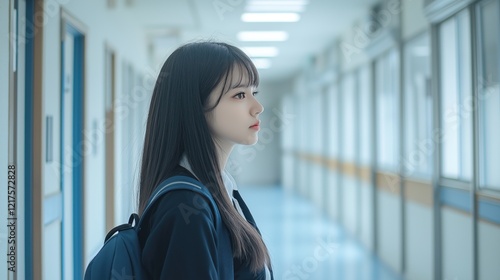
[138,41,270,272]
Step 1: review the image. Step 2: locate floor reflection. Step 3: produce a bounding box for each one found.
[240,186,403,280]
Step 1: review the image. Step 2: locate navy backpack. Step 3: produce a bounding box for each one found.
[83,175,217,280]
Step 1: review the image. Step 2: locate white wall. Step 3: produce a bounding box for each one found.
[442,207,473,280]
[405,201,433,280]
[310,164,324,209]
[281,96,296,192]
[359,182,374,250]
[402,0,429,40]
[343,175,358,235]
[479,221,500,279]
[327,171,341,220]
[299,160,310,198]
[281,153,295,191]
[377,189,402,273]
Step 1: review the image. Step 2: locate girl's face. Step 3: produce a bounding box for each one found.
[205,65,264,148]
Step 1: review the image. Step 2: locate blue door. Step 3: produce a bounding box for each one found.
[60,21,84,280]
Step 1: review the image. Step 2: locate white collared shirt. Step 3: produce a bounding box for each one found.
[179,154,246,218]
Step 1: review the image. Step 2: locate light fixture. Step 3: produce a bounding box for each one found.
[241,13,301,22]
[241,47,279,57]
[246,5,305,12]
[245,1,308,12]
[251,58,272,69]
[237,31,289,42]
[246,0,308,5]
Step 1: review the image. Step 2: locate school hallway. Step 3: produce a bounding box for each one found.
[241,186,402,280]
[2,0,500,279]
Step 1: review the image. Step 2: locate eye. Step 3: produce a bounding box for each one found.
[234,92,245,99]
[234,91,258,99]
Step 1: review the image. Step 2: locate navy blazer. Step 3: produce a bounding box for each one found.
[139,165,273,280]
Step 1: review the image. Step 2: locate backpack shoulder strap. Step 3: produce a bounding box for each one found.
[138,175,218,229]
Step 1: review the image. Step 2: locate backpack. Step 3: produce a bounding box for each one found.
[83,175,217,280]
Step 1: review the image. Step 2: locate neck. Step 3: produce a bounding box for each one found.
[214,139,234,171]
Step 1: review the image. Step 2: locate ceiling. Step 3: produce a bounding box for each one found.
[126,0,379,83]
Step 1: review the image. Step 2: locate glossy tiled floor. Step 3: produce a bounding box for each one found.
[239,186,403,280]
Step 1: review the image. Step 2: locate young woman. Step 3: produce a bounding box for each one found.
[137,41,274,279]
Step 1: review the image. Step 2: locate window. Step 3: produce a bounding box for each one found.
[310,91,324,155]
[359,65,372,166]
[376,49,400,171]
[477,0,500,190]
[439,10,473,181]
[403,32,432,178]
[298,95,309,152]
[328,83,340,158]
[342,72,357,162]
[281,97,295,151]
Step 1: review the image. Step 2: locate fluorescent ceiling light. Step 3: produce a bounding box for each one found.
[241,47,279,57]
[247,0,308,5]
[251,58,272,69]
[246,5,305,12]
[238,31,288,42]
[241,13,300,22]
[246,0,308,12]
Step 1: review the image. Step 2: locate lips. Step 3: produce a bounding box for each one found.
[250,121,260,128]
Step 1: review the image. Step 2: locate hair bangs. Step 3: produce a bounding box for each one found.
[219,60,260,97]
[232,49,260,88]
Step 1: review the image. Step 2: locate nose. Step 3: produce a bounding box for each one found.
[252,97,264,116]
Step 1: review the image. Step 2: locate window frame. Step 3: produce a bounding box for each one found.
[475,0,500,192]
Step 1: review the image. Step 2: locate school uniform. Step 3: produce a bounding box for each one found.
[139,154,274,280]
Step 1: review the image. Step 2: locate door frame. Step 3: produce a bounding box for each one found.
[24,0,34,279]
[104,45,116,232]
[60,9,86,280]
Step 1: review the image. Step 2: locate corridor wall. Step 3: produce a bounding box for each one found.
[281,0,500,279]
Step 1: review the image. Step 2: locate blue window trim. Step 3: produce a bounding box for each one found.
[440,186,500,225]
[440,186,472,212]
[478,198,500,225]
